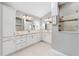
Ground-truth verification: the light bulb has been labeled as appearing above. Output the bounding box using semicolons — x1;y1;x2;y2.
29;17;32;20
22;15;26;18
26;16;29;19
47;22;49;24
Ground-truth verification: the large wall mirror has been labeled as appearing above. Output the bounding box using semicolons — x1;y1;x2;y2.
16;11;41;32
59;2;79;32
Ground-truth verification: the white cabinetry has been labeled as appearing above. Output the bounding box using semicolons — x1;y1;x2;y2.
2;5;16;37
26;33;41;47
0;4;16;56
32;34;38;44
37;33;41;40
3;37;16;56
26;34;33;46
0;4;42;56
15;35;27;50
33;33;41;43
15;33;41;51
42;32;52;44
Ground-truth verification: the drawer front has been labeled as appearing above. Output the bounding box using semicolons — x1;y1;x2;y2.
15;35;27;50
26;35;32;40
15;39;22;44
15;36;26;44
16;42;27;50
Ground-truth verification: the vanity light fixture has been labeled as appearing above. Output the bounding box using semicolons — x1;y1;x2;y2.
22;15;32;21
22;15;26;19
26;16;29;19
26;16;32;21
44;17;52;22
47;22;50;24
44;17;52;24
26;16;32;20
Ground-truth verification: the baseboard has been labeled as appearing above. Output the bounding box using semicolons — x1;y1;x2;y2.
41;40;51;45
50;48;67;56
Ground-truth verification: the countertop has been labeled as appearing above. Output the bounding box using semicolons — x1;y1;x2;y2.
16;30;48;36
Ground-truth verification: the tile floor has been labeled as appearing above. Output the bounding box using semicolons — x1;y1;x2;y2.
11;42;61;56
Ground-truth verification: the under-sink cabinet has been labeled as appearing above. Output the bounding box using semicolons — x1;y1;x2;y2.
26;34;33;46
42;32;52;44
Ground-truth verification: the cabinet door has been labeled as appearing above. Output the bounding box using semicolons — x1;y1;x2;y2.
26;35;33;46
33;34;40;43
42;33;46;41
45;32;52;44
42;32;51;44
3;38;16;56
37;33;41;41
2;5;16;37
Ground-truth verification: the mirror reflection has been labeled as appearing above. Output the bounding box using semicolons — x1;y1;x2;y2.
59;2;79;31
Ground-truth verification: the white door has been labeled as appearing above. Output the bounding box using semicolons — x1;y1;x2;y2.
2;5;16;37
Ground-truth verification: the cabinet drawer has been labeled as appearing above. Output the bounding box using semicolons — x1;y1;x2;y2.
26;35;32;39
15;39;22;44
16;42;27;50
21;37;26;42
15;40;26;45
15;36;26;44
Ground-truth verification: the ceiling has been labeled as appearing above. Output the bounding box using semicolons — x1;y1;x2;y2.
58;2;66;5
3;2;51;18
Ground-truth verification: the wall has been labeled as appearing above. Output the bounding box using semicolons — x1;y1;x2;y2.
41;12;51;19
0;4;2;56
52;31;79;55
52;2;79;56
